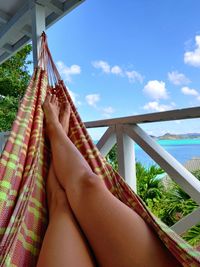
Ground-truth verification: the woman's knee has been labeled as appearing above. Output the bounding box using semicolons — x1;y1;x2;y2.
63;170;106;204
79;171;104;192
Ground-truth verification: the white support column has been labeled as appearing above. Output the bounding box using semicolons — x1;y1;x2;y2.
116;125;136;191
31;2;45;67
124;124;200;204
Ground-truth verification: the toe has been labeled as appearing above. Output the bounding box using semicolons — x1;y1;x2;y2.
51;94;56;103
63;102;70;112
45;92;51;104
67;103;70;112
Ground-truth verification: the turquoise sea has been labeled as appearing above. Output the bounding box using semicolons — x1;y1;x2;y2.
135;139;200;167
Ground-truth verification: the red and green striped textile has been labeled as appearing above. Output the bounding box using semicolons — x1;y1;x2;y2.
0;68;49;266
0;66;200;266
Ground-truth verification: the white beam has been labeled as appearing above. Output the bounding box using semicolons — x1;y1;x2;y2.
21;25;32;37
85;107;200;128
3;43;13;53
1;35;30;61
0;10;10;23
0;2;30;64
0;0;85;65
63;0;85;12
38;0;63;15
31;2;46;67
171;207;200;234
46;3;63;15
0;52;10;63
124;124;200;204
96;126;116;157
46;0;85;28
0;3;30;41
116;125;136;191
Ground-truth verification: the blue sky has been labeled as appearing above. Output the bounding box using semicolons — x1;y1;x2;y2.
40;0;200;139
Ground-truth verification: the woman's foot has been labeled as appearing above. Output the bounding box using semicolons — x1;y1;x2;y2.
59;102;70;135
43;94;71;136
43;93;60;135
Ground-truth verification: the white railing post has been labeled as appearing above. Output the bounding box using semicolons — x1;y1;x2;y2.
0;131;10;153
124;124;200;204
31;1;45;67
171;207;200;234
116;124;136;191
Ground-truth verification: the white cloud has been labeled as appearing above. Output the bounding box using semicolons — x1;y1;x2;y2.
102;106;115;114
85;94;100;107
143;101;174;112
92;60;143;83
125;70;144;83
92;60;110;73
111;65;123;75
56;61;81;82
143;80;168;100
184;35;200;67
181;86;199;96
168;71;190;85
102;106;115;118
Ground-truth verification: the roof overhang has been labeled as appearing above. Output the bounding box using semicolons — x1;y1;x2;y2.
0;0;85;64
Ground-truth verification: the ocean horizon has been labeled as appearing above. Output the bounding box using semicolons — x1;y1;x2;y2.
135;139;200;167
95;138;200;168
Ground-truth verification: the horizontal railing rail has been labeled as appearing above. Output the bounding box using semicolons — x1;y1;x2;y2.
85;107;200;235
85;106;200;128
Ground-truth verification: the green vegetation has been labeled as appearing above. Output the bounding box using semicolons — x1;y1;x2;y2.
0;45;32;131
106;144;200;247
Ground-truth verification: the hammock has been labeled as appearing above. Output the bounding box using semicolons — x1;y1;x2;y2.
0;33;200;267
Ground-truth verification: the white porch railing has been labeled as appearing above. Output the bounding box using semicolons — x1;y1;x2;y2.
1;106;200;234
85;106;200;235
0;131;9;152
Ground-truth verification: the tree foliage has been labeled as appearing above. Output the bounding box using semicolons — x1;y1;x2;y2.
0;96;19;132
136;162;164;206
106;144;118;171
0;45;32;131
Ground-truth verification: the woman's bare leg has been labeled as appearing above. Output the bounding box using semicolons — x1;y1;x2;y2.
37;99;95;267
43;95;181;267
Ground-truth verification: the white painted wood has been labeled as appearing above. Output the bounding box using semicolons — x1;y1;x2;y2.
116;125;136;191
0;0;85;65
0;132;10;153
85;106;200;128
31;2;46;67
0;2;29;42
124;124;200;204
0;10;10;23
21;25;32;37
96;126;116;157
48;0;63;15
171;207;200;234
3;43;13;52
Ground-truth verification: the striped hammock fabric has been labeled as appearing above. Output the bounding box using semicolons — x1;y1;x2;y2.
0;34;200;266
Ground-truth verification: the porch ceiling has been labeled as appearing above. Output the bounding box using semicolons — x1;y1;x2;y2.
0;0;84;64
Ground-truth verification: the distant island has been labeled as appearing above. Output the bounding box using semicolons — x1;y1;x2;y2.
151;133;200;140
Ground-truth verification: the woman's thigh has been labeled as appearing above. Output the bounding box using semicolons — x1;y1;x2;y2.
71;176;181;267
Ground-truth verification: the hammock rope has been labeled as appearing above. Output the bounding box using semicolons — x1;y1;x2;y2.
0;32;200;266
